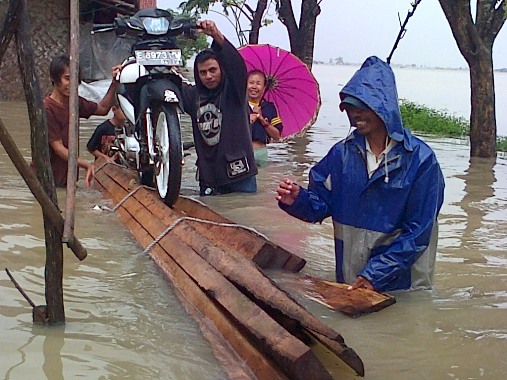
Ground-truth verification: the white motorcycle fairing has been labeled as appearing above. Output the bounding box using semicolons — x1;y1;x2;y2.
119;59;148;84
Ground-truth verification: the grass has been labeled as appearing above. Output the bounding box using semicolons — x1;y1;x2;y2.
399;100;507;152
399;100;469;138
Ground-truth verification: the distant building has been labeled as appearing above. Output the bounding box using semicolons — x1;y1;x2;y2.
139;0;157;8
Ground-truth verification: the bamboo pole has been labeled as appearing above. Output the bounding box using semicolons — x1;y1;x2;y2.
63;0;80;242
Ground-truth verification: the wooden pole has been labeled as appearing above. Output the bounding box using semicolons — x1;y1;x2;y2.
0;0;86;260
0;0;20;52
63;0;80;242
0;118;87;260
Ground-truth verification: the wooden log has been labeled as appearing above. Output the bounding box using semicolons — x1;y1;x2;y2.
173;196;305;272
143;209;363;374
99;162;305;271
0;118;87;261
95;172;333;379
93;161;365;377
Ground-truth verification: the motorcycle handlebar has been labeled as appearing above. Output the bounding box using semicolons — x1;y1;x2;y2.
91;23;115;34
91;20;201;36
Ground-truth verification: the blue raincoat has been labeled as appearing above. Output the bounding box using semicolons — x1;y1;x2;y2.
280;56;445;292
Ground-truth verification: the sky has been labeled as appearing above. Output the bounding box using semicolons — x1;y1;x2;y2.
157;0;507;70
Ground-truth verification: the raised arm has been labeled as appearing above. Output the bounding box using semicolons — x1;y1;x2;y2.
94;65;121;116
197;20;247;99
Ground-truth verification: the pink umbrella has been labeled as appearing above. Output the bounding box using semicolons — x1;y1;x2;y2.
239;44;321;139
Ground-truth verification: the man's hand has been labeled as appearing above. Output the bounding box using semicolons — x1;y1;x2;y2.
112;65;121;82
82;160;94;189
348;276;374;291
276;178;300;206
197;20;225;45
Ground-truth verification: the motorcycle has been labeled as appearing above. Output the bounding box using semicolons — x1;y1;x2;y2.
93;8;197;206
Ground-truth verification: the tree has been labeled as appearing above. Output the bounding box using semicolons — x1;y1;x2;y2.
164;9;210;63
275;0;321;68
438;1;506;158
180;1;322;68
179;0;272;45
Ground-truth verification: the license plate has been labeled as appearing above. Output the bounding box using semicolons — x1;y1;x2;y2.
135;49;183;66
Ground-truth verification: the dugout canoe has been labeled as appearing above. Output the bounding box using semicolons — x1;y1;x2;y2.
93;160;370;378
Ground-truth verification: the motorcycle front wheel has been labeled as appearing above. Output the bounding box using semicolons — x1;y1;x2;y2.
152;104;182;207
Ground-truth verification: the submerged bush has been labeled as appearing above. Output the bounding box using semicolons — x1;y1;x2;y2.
399;100;469;138
399;100;507;152
497;137;507;152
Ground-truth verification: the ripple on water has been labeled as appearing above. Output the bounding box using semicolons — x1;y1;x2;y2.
0;234;44;252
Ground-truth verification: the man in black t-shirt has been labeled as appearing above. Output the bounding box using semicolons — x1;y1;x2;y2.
181;20;258;196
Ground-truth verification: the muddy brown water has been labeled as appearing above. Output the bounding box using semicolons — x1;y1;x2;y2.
1;66;506;379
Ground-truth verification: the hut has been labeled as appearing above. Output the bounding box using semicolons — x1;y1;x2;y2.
0;0;154;100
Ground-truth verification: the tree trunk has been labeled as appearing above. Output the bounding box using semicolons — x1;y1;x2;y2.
297;0;320;69
438;0;506;158
249;0;267;44
277;0;320;68
15;0;65;324
469;53;496;157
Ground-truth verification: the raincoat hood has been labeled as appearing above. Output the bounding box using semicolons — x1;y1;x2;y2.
340;56;404;143
279;55;445;292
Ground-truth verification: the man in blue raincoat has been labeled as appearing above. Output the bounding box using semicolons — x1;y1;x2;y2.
276;56;445;292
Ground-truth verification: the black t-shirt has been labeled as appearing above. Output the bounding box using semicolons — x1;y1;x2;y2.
181;39;258;188
87;119;116;155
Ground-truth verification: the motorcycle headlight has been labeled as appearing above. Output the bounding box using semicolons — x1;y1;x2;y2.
142;17;169;35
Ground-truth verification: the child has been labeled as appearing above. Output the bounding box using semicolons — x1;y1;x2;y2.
87;104;125;162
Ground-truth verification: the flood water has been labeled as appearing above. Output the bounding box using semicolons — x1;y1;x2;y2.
1;65;507;379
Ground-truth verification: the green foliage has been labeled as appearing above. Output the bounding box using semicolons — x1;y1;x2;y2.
179;0;228;15
399;100;507;152
166;9;210;64
177;34;209;64
399;100;469;138
176;33;209;65
497;136;507;152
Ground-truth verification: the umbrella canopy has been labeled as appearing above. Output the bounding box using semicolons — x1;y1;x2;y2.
239;44;321;139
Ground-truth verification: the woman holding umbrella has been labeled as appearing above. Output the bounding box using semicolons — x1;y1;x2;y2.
247;70;283;167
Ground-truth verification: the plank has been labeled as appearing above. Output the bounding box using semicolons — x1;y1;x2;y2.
98;163;306;272
173;197;305;271
93;161;367;377
137;194;364;374
303;276;396;318
94;164;337;379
